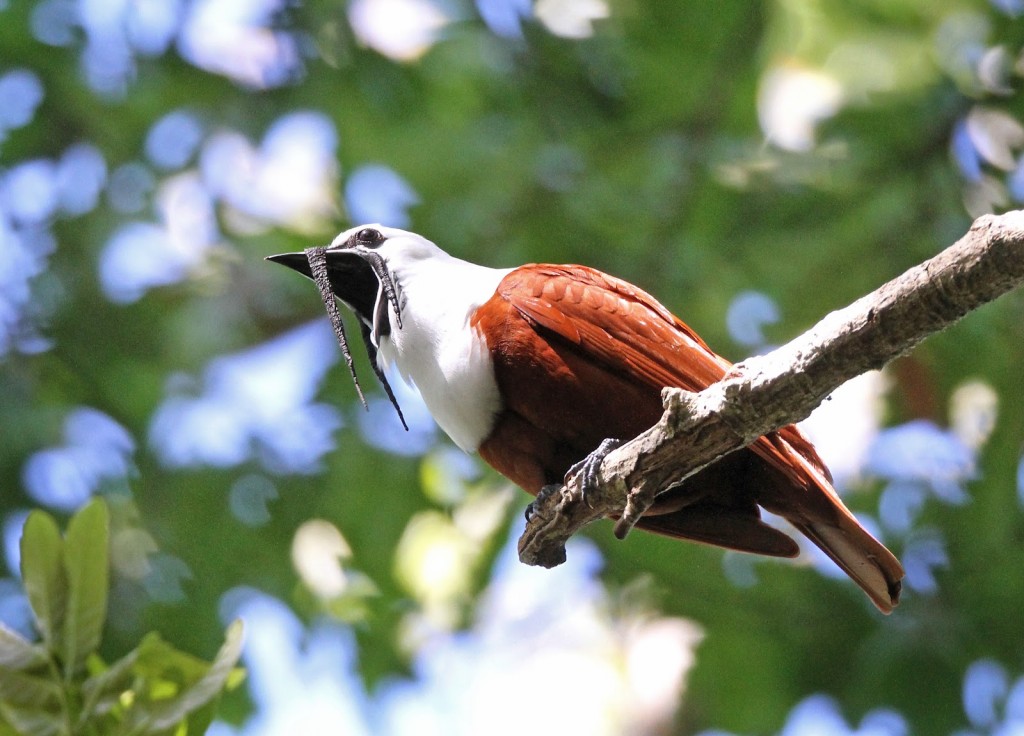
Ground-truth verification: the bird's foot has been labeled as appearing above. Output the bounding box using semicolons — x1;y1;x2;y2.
567;437;623;508
525;483;562;523
524;438;622;523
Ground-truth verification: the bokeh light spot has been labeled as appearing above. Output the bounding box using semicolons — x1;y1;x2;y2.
146;109;204;170
230;474;279;527
344;164;420;229
0;69;44;132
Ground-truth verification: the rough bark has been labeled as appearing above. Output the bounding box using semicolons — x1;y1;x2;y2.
518;210;1024;568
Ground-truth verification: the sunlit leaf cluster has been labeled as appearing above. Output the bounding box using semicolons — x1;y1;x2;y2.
0;500;242;736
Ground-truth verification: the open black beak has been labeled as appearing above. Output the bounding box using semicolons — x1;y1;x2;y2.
266;247;409;431
266;252;314;279
267;247;401;333
267;249;381;323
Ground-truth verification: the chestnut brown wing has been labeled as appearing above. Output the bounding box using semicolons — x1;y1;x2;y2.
482;264;902;612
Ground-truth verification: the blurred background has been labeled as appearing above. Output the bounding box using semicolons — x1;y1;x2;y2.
2;0;1024;733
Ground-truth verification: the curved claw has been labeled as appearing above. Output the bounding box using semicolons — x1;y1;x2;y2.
566;438;623;507
525;483;562;523
526;439;622;523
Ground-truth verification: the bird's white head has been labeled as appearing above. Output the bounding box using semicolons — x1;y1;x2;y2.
268;223;510;451
269;224;450;343
327;223;446;266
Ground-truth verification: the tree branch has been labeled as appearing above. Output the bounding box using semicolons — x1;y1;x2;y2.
518;210;1024;568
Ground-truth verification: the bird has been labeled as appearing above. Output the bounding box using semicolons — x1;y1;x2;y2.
268;224;904;613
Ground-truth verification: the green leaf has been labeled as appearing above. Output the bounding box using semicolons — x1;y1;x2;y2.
134;633;209;687
18;512;66;653
80;646;140;719
130;620;244;733
0;625;47;672
0;715;22;736
0;667;61;709
0;703;63;736
61;498;110;679
183;699;217;736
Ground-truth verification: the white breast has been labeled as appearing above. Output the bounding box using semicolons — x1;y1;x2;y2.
376;256;513;452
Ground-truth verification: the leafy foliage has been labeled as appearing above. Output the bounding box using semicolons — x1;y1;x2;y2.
0;500;243;735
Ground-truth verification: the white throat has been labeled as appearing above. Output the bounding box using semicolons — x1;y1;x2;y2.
376;251;512;452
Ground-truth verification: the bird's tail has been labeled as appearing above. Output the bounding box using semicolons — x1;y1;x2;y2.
789;514;903;614
756;428;904;614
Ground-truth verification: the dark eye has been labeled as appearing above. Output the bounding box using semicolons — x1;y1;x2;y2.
356;228;382;246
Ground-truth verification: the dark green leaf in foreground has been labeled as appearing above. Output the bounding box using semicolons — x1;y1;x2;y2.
0;667;60;710
79;646;140;722
0;703;62;736
0;626;47;672
61;498;110;679
127;620;245;734
18;513;66;654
